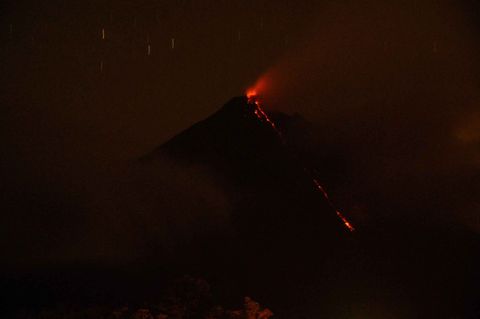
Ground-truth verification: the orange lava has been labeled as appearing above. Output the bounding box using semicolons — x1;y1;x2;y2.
245;86;356;232
246;89;281;136
313;179;355;232
336;210;355;232
246;88;258;103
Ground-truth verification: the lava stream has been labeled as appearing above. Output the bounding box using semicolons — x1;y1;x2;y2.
246;92;355;232
247;91;282;137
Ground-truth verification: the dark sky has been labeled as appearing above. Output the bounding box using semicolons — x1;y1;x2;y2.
1;0;480;270
1;0;322;266
1;0;317;174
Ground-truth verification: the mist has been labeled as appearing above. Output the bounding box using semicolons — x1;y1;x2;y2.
0;155;231;269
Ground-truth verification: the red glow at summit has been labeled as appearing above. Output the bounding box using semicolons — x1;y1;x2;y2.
245;78;355;233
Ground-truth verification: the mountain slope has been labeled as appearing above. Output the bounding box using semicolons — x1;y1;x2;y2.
142;96;347;250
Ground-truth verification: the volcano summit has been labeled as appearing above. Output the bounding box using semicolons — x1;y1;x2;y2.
143;96;351;246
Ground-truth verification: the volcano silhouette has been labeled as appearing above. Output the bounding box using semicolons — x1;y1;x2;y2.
3;97;478;319
136;96;359;313
140;98;479;318
144;96;347;247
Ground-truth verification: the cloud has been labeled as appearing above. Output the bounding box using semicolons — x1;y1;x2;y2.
110;155;233;259
0;153;232;268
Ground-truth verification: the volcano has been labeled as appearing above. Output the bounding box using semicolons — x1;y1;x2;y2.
134;96;359;314
142;96;350;249
135;96;480;318
3;96;479;319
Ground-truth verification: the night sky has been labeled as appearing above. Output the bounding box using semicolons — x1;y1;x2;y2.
2;0;480;317
2;0;307;262
2;0;315;171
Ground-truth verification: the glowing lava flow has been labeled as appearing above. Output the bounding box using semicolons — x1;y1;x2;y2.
247;90;282;137
312;178;355;231
246;91;355;232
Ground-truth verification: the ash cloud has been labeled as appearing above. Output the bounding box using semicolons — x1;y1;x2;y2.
255;0;480;231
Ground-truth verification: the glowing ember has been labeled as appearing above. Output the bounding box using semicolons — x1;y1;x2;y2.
336;210;355;232
247;91;282;136
313;179;355;231
313;179;329;200
245;90;355;232
252;102;280;135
